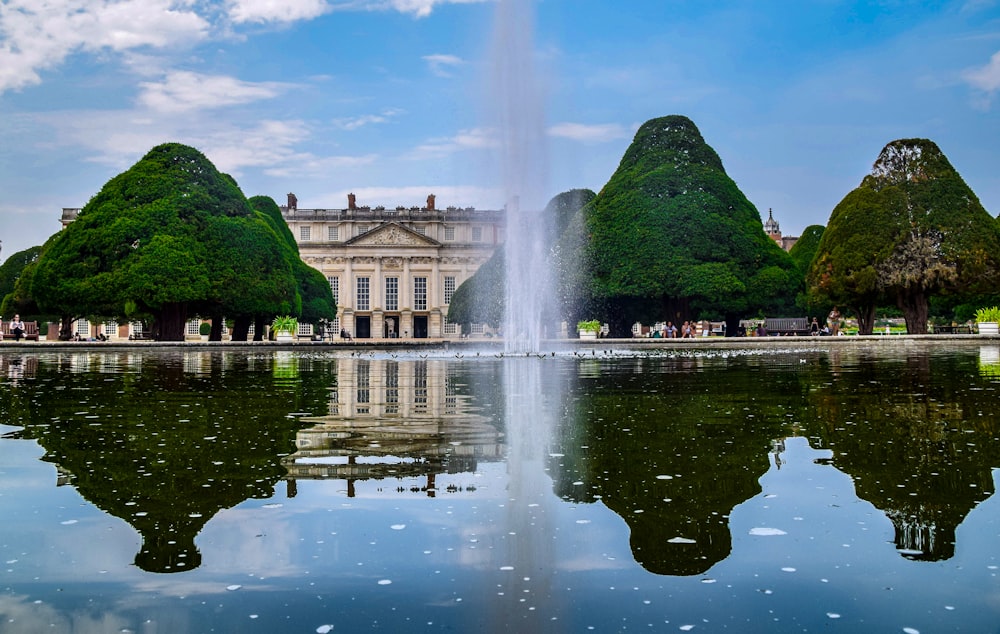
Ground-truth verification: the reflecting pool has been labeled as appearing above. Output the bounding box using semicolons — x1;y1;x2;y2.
2;343;1000;632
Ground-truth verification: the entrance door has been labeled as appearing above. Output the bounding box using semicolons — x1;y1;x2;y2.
355;316;371;339
384;316;399;339
413;316;428;339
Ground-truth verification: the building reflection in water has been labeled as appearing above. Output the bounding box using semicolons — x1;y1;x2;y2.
282;358;505;497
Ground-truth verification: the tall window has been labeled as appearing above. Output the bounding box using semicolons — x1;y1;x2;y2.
385;277;398;311
356;277;370;311
356;224;369;237
187;319;201;335
328;226;339;241
328;276;339;306
444;226;455;241
413;276;427;311
472;226;483;242
103;320;118;336
443;276;456;304
299;226;311;241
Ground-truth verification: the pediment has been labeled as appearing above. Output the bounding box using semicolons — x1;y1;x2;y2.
346;222;440;247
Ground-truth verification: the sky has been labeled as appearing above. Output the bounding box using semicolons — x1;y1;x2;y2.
2;0;1000;260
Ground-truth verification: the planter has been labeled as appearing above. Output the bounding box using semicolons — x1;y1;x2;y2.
978;322;999;336
275;330;294;342
579;330;598;340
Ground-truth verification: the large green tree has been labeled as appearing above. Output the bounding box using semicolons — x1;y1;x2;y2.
29;143;302;340
787;225;826;316
808;139;1000;334
566;115;799;336
0;245;46;320
244;195;337;341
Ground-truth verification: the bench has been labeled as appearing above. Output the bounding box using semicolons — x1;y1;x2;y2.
932;325;972;334
764;318;812;336
2;321;40;341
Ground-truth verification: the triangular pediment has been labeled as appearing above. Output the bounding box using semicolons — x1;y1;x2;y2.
346;222;440;247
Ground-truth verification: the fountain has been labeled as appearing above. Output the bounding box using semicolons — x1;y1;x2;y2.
489;0;553;354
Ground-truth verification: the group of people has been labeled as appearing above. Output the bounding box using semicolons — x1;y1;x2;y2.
652;320;697;338
810;307;842;336
3;314;26;341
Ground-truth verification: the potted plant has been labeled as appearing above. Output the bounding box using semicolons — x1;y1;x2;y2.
577;319;601;340
272;315;298;342
975;307;1000;336
199;321;211;341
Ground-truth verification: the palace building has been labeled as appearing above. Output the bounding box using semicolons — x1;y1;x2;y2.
281;193;504;339
763;208;798;252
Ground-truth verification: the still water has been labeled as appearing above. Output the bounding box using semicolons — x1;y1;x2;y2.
1;343;999;633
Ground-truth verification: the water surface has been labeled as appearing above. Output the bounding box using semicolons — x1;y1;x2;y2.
1;345;999;632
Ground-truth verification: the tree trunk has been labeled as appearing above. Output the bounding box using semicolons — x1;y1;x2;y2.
59;316;75;341
252;315;267;342
853;303;877;335
898;290;929;334
231;316;251;342
209;312;224;341
153;302;188;341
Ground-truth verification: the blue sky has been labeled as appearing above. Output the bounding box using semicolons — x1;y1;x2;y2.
2;0;999;259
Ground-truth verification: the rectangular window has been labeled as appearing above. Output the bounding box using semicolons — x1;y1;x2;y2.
443;322;459;335
356;224;369;237
472;226;483;242
443;276;456;304
356;360;370;413
299;226;311;241
297;322;313;337
328;226;339;241
444;226;455;241
385;277;398;311
130;321;145;338
103;320;118;336
328;276;339;306
356;277;370;311
74;319;90;338
413;276;427;311
187;319;201;335
471;323;485;335
413;225;426;236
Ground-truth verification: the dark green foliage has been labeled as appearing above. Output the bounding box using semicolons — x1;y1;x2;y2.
788;225;826;314
568;115;800;334
447;189;595;328
28;143;304;340
0;245;49;320
808;139;1000;334
249;195;336;328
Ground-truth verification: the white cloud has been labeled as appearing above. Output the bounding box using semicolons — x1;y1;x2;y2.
329;0;486;18
0;0;209;93
963;50;1000;97
227;0;330;24
137;71;291;113
410;127;498;158
423;53;465;77
548;122;633;144
332;108;405;130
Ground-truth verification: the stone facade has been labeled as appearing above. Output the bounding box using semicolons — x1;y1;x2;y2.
763;208;798;252
282;193;504;339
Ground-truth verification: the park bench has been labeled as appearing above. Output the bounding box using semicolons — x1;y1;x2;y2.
2;321;40;341
931;325;973;334
764;317;812;336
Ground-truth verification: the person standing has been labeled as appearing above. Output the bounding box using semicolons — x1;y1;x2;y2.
10;314;25;341
828;306;842;336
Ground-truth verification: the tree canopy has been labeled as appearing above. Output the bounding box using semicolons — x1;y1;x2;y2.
566;115;799;335
0;245;45;319
28;143;310;340
807;139;1000;334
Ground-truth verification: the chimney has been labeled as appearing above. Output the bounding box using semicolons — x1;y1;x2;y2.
426;194;436;211
348;193;357;211
287;193;297;211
